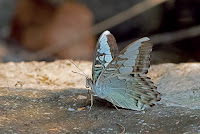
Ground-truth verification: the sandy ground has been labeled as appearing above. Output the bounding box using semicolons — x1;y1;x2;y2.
0;60;199;133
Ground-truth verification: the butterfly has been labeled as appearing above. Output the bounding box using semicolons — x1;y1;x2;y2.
86;30;161;111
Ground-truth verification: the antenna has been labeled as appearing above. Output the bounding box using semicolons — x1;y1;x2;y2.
72;71;87;77
68;59;88;78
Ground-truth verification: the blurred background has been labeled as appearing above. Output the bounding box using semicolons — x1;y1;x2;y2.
0;0;200;64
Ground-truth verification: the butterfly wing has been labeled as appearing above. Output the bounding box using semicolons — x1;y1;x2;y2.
98;37;152;80
96;37;161;110
92;31;119;83
101;74;160;110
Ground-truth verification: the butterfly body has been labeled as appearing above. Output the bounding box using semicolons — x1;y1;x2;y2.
86;30;161;111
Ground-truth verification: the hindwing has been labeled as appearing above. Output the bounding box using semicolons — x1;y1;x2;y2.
101;74;161;110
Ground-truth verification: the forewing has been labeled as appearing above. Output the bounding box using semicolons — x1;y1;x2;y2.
98;37;152;81
101;74;161;110
92;31;119;83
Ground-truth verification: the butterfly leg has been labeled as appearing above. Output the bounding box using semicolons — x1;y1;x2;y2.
110;97;121;112
87;94;93;113
85;89;90;105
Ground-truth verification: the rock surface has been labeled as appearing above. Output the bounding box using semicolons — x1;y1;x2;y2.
0;60;199;133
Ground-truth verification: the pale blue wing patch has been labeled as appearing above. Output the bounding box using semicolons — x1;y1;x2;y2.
92;30;119;83
119;67;133;74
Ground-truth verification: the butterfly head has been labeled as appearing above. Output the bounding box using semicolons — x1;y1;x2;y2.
86;77;93;88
